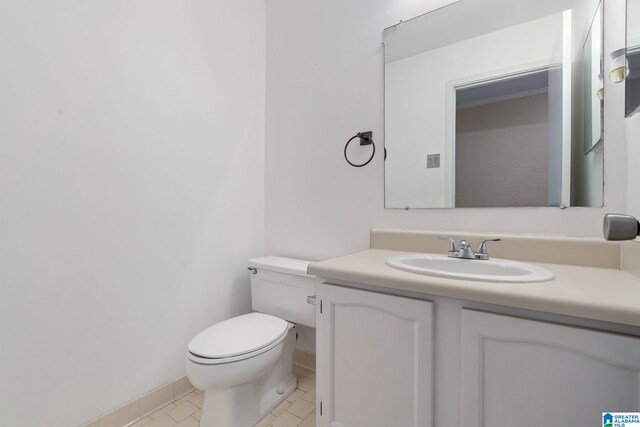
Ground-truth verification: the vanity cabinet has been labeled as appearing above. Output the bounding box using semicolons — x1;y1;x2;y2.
316;284;433;427
316;283;640;427
461;310;640;426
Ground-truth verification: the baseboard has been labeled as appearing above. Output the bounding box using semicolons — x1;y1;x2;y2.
293;349;316;371
82;352;315;426
80;376;196;427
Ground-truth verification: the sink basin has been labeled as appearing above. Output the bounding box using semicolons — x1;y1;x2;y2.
386;254;554;283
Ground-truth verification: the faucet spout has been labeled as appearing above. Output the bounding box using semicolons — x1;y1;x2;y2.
457;240;476;259
438;236;501;260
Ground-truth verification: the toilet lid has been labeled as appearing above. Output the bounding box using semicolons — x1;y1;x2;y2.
188;313;288;359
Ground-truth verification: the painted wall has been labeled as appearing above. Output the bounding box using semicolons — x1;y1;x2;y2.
628;0;640;46
265;0;628;262
626;1;640;218
385;14;562;208
0;1;265;426
627;114;640;217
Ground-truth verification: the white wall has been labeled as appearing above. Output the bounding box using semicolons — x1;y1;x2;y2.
627;114;640;216
385;14;562;208
0;1;265;426
628;0;640;46
265;0;628;262
626;1;640;217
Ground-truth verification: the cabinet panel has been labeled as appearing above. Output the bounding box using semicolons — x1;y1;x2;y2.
317;284;433;427
462;310;640;427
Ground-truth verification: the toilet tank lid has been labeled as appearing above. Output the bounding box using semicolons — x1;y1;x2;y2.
249;256;315;278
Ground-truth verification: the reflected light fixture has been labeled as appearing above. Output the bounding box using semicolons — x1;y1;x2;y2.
609;48;629;83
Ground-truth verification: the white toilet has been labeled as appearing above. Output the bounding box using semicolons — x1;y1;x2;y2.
186;256;315;427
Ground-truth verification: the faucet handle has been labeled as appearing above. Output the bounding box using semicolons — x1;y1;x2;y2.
476;238;502;259
438;236;458;253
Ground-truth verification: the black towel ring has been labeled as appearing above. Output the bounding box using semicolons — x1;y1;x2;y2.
344;131;375;168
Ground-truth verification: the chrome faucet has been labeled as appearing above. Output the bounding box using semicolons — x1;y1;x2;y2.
438;236;501;260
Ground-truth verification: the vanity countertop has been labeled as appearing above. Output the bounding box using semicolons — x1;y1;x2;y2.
308;248;640;327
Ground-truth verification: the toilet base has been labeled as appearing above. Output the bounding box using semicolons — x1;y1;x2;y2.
199;328;297;427
200;375;296;427
260;373;297;415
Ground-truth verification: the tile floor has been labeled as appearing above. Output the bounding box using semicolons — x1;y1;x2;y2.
126;365;316;427
254;365;316;427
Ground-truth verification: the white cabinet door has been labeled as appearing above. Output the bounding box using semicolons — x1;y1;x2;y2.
462;309;640;427
317;284;433;427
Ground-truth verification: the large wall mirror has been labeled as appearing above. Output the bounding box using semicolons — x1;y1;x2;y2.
384;0;604;209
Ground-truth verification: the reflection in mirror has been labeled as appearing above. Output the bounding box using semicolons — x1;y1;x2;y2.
454;69;559;208
384;0;604;209
627;0;640;116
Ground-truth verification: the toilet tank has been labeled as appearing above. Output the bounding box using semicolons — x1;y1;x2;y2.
248;256;316;328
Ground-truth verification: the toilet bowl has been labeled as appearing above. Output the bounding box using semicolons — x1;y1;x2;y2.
186;256;315;427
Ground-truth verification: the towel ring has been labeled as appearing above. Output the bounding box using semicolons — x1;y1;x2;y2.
344;131;375;168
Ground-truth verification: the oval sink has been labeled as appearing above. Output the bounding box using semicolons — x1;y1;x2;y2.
386;254;554;283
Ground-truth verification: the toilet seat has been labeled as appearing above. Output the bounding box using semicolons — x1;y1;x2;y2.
188;332;288;365
188;313;289;365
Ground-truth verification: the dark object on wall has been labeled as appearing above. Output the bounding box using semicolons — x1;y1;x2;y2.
603;213;640;240
344;131;375;167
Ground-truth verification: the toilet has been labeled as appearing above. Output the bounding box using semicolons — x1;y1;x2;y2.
186;256;315;427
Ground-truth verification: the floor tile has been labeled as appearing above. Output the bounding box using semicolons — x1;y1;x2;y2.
299;412;316;427
174;391;197;406
175;416;199;427
297;378;314;392
150;404;176;419
188;392;204;409
301;389;315;404
140;384;174;418
287;399;314;419
270;411;303;427
97;363;318;427
145;414;177;427
271;400;291;416
128;417;153;427
286;389;305;403
167;401;199;422
254;413;275;427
